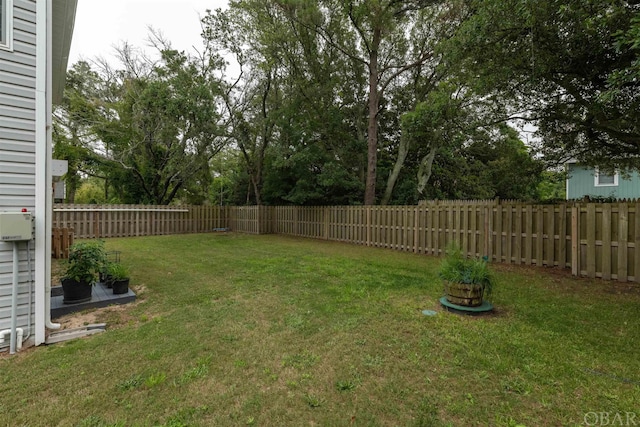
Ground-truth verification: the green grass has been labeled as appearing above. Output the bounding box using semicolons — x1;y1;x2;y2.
1;233;639;426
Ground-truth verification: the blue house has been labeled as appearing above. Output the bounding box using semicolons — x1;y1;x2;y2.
566;161;640;200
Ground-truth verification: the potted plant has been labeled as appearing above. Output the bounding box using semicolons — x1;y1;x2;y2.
107;262;130;295
100;261;116;288
61;240;107;304
439;244;493;307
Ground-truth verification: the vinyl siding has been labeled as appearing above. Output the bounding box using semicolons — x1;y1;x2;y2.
567;164;640;200
0;0;36;347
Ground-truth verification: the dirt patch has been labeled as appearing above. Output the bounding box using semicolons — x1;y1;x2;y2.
52;284;147;331
53;301;142;331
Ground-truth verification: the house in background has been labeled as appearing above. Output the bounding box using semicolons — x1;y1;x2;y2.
0;0;77;352
566;160;640;200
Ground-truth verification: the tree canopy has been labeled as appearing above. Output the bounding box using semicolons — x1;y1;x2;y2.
52;0;640;206
449;0;640;170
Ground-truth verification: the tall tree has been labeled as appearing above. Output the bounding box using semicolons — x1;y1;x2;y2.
203;2;367;205
210;0;458;205
53;61;103;202
306;0;454;204
94;44;227;205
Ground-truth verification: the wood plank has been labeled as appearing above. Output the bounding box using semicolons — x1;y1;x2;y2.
636;203;640;283
525;205;533;265
460;205;467;256
469;205;476;258
495;204;503;263
586;204;596;278
602;204;612;280
546;206;555;267
571;206;579;276
514;205;522;264
505;204;513;264
536;205;544;266
618;203;629;282
559;204;567;268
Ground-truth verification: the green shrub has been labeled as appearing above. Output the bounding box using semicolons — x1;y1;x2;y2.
65;240;107;284
439;243;493;298
107;262;130;280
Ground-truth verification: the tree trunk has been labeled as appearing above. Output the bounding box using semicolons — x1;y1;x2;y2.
381;135;410;205
416;144;438;197
364;29;381;206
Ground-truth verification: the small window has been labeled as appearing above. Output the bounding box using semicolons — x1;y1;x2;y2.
0;0;13;50
594;169;618;187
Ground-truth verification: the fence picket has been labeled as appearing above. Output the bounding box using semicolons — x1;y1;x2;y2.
618;204;629;282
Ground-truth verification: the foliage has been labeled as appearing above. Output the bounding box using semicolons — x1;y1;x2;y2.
58;0;637;205
106;262;129;281
448;0;640;171
53;61;104;203
64;240;107;284
74;178;106;205
536;169;567;202
204;0;463;205
439;243;493;298
94;45;227;205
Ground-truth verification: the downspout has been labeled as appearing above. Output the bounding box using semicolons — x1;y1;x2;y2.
9;242;20;354
25;239;34;343
35;0;59;344
44;0;59;331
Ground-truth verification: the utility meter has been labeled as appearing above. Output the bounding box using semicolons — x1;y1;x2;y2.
0;212;33;241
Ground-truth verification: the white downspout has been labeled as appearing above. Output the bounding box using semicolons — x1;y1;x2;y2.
24;239;34;343
9;242;20;354
35;0;59;345
44;0;59;331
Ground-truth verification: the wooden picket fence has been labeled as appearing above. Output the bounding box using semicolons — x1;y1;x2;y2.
52;201;639;283
52;227;74;259
53;204;228;239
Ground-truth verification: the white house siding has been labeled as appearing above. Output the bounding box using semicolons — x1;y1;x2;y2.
0;0;37;349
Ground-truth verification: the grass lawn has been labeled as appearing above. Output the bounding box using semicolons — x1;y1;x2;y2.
1;233;639;426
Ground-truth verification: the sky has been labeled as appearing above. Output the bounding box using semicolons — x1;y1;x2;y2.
68;0;229;68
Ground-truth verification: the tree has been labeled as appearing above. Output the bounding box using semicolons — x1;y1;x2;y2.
306;0;455;204
94;43;227;205
53;61;103;202
449;0;640;170
211;0;460;204
203;2;368;205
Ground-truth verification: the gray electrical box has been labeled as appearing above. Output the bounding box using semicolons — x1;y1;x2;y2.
0;212;33;241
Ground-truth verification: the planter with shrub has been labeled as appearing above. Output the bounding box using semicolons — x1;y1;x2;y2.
61;240;107;304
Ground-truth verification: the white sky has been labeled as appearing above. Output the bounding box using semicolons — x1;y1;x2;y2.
68;0;229;68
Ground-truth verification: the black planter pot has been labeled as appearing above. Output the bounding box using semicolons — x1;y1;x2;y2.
99;272;113;288
104;275;114;288
61;278;93;304
112;278;130;295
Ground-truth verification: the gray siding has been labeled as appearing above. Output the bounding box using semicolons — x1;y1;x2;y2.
0;0;37;346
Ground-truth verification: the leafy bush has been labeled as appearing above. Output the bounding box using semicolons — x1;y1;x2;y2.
65;240;107;284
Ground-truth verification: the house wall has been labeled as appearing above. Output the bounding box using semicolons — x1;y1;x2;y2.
0;0;37;349
567;164;640;200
